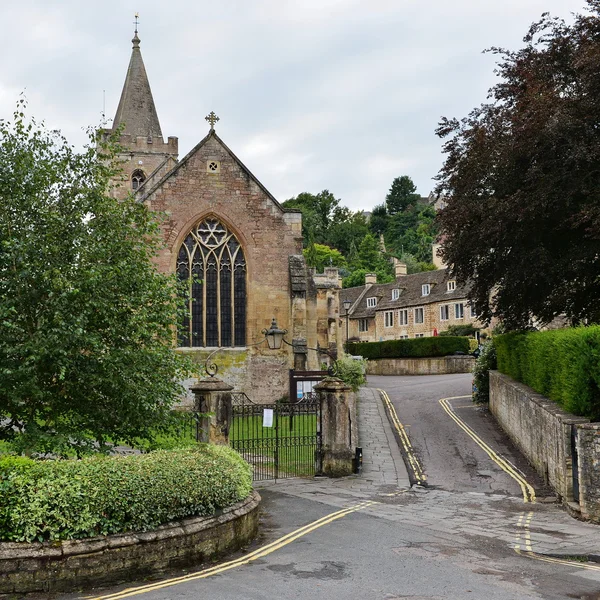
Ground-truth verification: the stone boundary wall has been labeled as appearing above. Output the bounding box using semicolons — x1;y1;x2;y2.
0;491;261;595
574;423;600;522
366;355;474;376
489;372;600;522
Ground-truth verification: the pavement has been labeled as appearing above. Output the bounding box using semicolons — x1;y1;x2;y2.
258;386;600;561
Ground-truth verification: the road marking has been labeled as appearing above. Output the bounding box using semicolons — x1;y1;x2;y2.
378;389;427;486
88;500;378;600
438;396;536;503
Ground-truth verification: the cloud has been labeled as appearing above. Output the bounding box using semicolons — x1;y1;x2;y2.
0;0;584;210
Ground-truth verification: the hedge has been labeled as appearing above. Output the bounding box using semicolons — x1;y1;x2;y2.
495;326;600;420
347;336;470;360
0;445;252;542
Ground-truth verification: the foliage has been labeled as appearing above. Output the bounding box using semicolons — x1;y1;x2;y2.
387;205;437;264
0;446;252;542
0;103;189;455
334;354;367;391
436;3;600;328
494;327;600;419
303;242;346;272
347;336;469;360
282;190;345;247
395;252;437;275
439;324;480;337
472;339;497;404
369;203;388;235
342;267;394;288
386;175;420;215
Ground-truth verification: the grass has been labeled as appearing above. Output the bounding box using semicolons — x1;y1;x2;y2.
230;413;318;478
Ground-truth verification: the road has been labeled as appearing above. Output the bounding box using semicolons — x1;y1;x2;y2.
57;374;600;600
367;373;551;497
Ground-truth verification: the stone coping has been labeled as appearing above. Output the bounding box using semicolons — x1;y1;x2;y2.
0;490;261;595
366;355;475;376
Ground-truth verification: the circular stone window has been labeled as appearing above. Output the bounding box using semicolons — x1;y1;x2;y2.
207;160;220;173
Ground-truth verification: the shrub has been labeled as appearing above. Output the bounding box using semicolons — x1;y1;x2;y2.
438;324;480;337
0;446;252;542
347;336;470;360
495;326;600;419
472;339;497;404
334;354;367;391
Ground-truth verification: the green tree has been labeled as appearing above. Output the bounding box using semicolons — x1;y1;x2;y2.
303;243;347;272
436;3;600;328
282;190;341;246
368;203;389;235
0;104;189;455
386;175;420;215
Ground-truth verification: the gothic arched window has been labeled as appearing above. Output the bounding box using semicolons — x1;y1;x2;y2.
131;169;146;191
176;218;247;347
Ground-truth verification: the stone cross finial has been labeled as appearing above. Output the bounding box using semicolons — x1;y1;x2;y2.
134;12;139;34
205;111;220;130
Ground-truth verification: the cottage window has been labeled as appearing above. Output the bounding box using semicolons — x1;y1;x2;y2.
392;288;400;301
367;297;377;308
447;280;456;292
384;311;394;328
422;284;430;296
440;305;449;321
415;333;425;338
470;305;477;318
455;303;464;319
398;309;408;325
359;319;369;332
176;217;246;347
414;307;424;324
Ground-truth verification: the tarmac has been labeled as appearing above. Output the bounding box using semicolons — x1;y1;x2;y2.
258;386;600;562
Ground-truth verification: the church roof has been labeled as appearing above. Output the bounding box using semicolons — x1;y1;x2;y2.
138;128;298;216
112;32;164;140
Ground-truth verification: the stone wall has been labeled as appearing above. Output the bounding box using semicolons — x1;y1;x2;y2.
575;424;600;522
0;491;260;595
366;355;474;376
489;372;600;522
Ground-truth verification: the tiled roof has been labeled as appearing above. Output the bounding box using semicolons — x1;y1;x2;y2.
341;269;471;319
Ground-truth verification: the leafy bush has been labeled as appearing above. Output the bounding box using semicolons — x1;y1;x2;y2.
495;327;600;419
439;324;480;337
0;446;252;542
347;336;470;360
334;354;367;391
472;339;497;403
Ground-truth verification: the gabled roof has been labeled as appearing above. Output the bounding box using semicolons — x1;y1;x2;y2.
112;32;163;140
138;129;298;216
341;269;471;318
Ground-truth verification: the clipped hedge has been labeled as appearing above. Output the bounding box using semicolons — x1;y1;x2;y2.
495;326;600;419
0;445;252;542
347;336;470;360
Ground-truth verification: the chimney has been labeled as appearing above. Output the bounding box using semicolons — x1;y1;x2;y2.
365;273;377;285
395;262;408;277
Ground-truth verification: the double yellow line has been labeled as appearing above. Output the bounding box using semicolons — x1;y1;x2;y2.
89;500;377;600
378;389;426;485
437;395;600;572
438;396;536;503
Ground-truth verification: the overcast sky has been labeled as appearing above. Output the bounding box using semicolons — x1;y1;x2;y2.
0;0;585;212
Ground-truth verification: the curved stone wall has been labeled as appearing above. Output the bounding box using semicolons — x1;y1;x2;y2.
0;490;260;595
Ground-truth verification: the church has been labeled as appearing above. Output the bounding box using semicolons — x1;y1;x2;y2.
106;28;343;403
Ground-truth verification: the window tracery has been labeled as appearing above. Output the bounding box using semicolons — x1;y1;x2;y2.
176;218;246;347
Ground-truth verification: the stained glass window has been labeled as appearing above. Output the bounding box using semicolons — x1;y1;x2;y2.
176;218;246;347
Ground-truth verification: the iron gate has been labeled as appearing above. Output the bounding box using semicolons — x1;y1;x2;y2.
229;392;322;481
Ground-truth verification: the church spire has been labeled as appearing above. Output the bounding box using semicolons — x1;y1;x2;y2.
112;20;163;140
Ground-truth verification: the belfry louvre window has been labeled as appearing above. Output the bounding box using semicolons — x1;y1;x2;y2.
131;169;146;191
176;218;246;347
